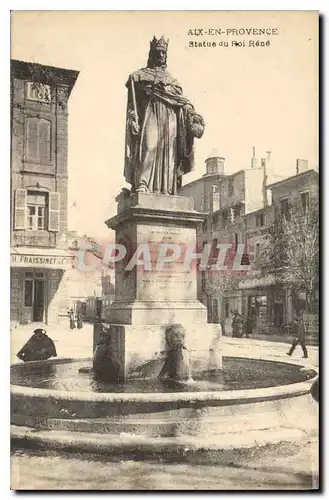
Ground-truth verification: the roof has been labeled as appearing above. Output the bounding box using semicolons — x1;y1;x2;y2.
11;59;79;96
267;169;318;190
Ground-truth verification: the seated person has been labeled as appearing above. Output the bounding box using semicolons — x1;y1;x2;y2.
17;328;57;362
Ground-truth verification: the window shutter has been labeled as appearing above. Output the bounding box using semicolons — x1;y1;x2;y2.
26;118;38;160
48;192;60;232
14;189;27;230
39;119;51;163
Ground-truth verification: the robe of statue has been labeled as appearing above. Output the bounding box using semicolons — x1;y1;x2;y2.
124;67;195;194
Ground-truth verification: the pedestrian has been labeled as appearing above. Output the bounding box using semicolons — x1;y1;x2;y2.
232;311;244;338
17;328;57;362
77;312;83;329
68;308;76;330
220;319;226;337
287;315;308;358
231;310;237;337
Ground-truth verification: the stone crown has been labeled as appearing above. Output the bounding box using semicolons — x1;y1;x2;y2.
150;35;169;52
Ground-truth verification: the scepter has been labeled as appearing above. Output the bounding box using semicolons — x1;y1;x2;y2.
130;77;139;127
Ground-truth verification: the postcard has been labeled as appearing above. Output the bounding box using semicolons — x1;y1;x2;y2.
10;10;319;491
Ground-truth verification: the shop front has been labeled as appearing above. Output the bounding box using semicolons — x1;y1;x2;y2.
238;274;290;335
10;247;73;325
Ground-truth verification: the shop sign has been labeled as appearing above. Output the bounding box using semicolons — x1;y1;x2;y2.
239;275;275;290
11;253;72;268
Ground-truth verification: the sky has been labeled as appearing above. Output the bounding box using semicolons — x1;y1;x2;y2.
11;11;318;239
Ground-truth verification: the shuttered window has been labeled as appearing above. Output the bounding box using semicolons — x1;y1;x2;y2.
14;189;60;232
25;117;52;163
39;119;51;163
26;119;38;160
48;192;60;232
14;189;27;230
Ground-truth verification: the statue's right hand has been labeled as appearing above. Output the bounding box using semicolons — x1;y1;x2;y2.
128;110;140;135
130;119;140;135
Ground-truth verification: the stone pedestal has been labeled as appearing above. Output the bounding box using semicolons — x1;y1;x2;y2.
94;193;222;379
106;193;208;325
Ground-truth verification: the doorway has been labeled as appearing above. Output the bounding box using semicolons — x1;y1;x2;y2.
207;298;219;324
273;302;284;327
24;270;46;323
33;278;44;322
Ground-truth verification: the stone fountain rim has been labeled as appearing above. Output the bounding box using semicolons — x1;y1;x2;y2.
10;356;317;405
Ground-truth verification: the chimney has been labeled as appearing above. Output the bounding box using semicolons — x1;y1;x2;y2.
205;151;225;175
261;157;268;208
296;159;308;175
251;146;258;169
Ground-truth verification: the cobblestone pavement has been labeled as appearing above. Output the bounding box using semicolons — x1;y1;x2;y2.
10;323;319;491
11;439;318;491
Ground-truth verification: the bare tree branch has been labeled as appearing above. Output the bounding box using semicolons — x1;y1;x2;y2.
262;200;319;312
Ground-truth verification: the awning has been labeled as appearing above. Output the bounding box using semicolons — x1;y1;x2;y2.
11;247;73;270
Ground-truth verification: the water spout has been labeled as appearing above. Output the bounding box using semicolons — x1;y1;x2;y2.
158;324;192;382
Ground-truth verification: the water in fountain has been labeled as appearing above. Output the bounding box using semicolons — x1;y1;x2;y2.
11;356;316;393
12;322;316;394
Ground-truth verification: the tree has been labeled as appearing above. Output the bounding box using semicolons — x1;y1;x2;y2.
262;200;319;313
202;243;246;322
205;267;240;299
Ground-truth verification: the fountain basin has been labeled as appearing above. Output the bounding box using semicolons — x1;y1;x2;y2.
11;356;318;458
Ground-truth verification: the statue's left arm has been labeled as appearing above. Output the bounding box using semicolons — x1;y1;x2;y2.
152;74;194;109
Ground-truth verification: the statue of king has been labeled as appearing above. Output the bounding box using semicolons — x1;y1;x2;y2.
124;36;205;195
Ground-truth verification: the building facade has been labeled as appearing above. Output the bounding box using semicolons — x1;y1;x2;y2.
180;148;267;333
241;166;319;336
10;60;79;325
180;151;319;337
67;235;115;321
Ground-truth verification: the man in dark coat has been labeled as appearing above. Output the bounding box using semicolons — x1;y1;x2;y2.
287;316;308;358
77;312;83;329
232;311;244;338
17;328;57;362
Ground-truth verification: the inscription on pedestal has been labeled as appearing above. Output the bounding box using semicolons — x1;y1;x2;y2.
137;224;197;302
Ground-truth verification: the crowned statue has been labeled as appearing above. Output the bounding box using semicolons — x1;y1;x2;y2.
124;36;205;195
